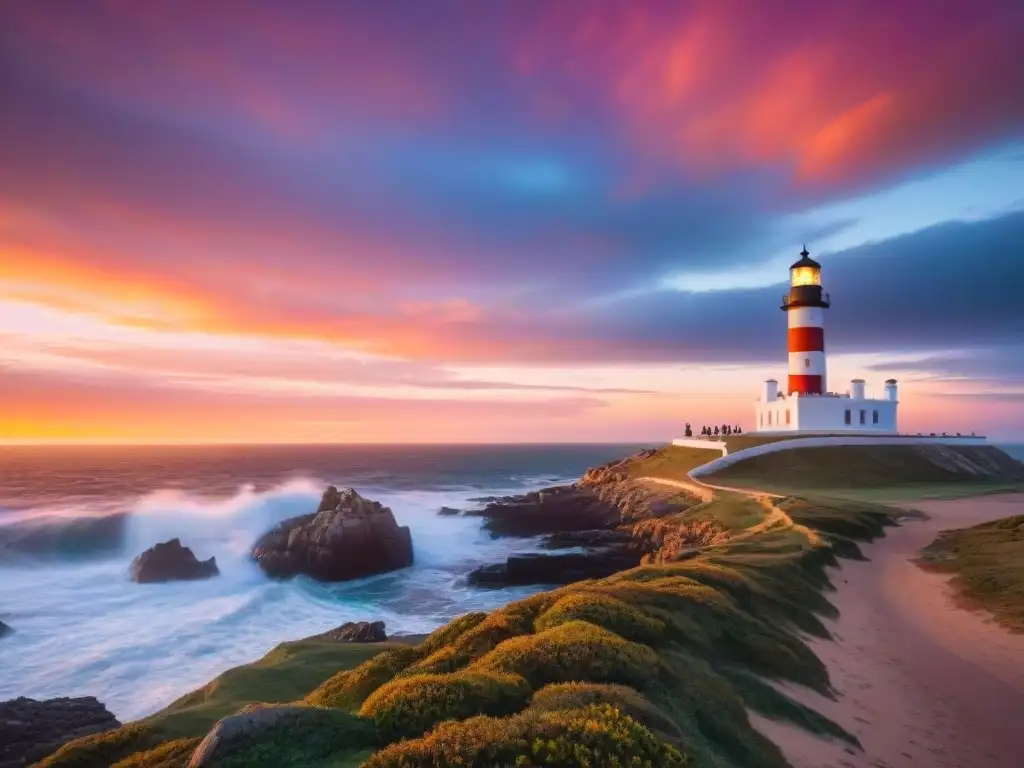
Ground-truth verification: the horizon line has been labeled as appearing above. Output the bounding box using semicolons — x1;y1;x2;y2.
0;439;664;448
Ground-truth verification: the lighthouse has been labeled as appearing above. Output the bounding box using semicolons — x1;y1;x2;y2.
753;247;899;434
783;246;829;396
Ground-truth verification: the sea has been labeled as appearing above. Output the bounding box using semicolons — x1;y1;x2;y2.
0;443;650;721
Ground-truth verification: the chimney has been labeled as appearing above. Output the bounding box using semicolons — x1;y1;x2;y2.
763;379;778;402
850;379;865;400
884;379;898;402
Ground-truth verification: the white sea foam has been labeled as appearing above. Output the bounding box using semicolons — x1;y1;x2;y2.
0;477;547;720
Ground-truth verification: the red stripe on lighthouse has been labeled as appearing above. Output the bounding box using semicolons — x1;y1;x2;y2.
788;375;823;395
788;327;824;352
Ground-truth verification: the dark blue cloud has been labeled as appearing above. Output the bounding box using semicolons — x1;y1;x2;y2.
524;211;1024;364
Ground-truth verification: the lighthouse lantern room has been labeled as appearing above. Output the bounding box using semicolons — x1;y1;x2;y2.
754;247;899;435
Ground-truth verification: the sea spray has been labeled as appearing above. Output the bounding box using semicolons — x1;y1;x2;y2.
0;477;548;720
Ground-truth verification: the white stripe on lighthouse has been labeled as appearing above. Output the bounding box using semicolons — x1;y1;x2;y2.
787;306;825;328
789;351;827;376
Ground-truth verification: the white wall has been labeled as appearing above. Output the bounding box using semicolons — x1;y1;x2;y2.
670;438;728;456
754;399;796;431
795;396;897;433
690;434;989;477
754;396;897;434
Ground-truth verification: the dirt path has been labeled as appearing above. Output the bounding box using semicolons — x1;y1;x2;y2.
637;474;784;500
751;493;1024;768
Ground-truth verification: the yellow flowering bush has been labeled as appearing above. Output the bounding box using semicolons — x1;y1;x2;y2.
361;703;691;767
472;620;661;690
534;591;666;644
360;669;532;741
528;682;681;737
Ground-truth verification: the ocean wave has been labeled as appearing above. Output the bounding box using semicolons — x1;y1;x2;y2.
0;471;565;719
0;478;324;564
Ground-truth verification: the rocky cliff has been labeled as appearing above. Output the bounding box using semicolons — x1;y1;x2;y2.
467;449;704;587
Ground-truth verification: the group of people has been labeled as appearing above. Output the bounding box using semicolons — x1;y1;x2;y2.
682;423;743;437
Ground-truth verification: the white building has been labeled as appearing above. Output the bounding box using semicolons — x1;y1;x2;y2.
753;248;899;435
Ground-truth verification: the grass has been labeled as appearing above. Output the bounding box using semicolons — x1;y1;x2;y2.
708;444;1024;502
37;453;921;768
918;514;1024;632
32;639;407;768
146;638;409;739
616;445;724;482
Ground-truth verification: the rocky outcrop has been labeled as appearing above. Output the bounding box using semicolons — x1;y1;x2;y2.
438;506;461;516
468;549;644;588
0;696;120;768
539;529;636;549
252;487;413;582
465;486;622;538
306;620;387;643
0;621;11;639
463;449;704;588
130;538;219;583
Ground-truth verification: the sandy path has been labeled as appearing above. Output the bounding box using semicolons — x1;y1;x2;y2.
752;493;1024;768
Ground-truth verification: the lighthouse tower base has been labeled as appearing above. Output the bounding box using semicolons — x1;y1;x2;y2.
754;379;899;434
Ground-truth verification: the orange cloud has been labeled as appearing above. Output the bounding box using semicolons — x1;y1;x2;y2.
513;2;1024;189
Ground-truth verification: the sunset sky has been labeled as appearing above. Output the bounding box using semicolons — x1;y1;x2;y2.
2;0;1023;444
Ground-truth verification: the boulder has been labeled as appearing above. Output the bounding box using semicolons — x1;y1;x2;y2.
130;538;219;583
307;620;387;643
187;705;310;767
187;704;375;767
0;696;120;768
252;487;413;582
437;506;462;516
0;621;11;639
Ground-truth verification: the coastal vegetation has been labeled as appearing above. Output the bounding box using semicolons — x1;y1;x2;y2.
918;514;1024;632
32;443;1023;767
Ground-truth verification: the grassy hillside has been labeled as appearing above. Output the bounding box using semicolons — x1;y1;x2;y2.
32;639;413;768
918;515;1024;632
707;444;1024;500
613;445;723;482
34;490;902;768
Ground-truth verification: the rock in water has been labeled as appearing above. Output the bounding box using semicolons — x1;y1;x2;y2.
307;620;387;643
0;621;11;639
130;538;219;583
252;486;413;582
0;696;120;767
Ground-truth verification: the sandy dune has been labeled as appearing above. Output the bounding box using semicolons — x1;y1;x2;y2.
752;493;1024;768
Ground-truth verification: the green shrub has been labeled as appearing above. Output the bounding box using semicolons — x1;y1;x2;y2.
472;620;661;690
206;707;376;768
359;670;532;741
419;612;488;654
534;590;666;644
528;682;681;737
110;738;200;768
361;703;690;767
34;724;161;768
305;645;423;709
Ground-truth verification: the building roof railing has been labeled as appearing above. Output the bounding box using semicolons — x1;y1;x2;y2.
782;292;830;308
